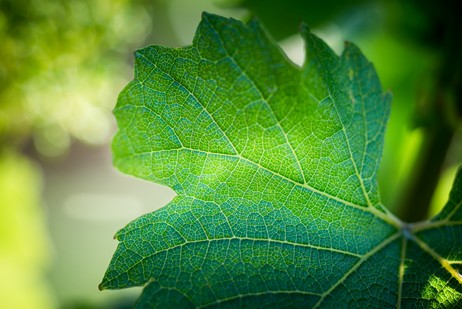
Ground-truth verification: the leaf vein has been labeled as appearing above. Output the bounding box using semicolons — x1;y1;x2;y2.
205;14;307;185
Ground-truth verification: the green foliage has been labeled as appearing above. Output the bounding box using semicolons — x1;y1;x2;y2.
101;13;462;307
0;152;54;308
232;0;370;40
0;0;151;155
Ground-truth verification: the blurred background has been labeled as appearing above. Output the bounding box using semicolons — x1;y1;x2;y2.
0;0;460;308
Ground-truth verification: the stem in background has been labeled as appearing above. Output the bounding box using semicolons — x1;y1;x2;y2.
397;121;453;222
396;67;459;222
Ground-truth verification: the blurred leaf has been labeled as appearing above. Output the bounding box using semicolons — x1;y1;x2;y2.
0;151;54;308
229;0;372;39
101;14;461;307
0;0;152;154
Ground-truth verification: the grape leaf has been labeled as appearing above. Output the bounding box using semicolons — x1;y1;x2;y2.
100;13;462;308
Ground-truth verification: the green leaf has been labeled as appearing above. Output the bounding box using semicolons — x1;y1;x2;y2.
100;13;462;307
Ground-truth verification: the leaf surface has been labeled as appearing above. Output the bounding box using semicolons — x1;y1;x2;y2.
100;13;462;308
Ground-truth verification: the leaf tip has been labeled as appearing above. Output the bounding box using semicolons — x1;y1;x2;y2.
301;24;338;66
299;22;311;37
342;40;361;56
114;229;124;240
98;281;107;291
200;11;234;25
200;10;214;21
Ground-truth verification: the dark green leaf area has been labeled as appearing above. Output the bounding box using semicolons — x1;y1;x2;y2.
101;196;394;306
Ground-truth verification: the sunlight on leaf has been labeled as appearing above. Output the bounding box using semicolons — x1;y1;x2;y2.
422;275;462;307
